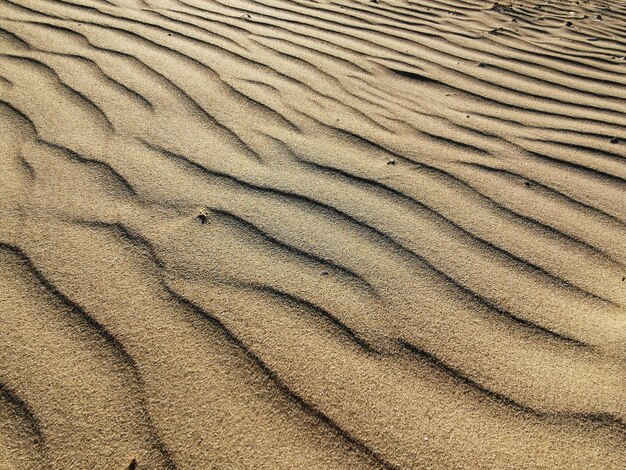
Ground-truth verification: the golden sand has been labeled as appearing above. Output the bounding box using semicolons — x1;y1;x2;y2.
0;0;625;468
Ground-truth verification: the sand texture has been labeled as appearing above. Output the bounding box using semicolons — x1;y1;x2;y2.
0;0;625;468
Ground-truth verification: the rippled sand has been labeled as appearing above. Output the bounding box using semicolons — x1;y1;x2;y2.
1;0;625;468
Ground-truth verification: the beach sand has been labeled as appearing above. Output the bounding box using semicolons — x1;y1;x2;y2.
0;0;625;468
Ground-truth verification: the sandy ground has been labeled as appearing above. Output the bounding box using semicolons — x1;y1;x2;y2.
0;0;625;468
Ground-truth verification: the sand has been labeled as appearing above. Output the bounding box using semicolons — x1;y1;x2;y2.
0;0;625;468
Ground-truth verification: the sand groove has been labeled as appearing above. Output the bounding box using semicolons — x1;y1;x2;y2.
1;0;625;468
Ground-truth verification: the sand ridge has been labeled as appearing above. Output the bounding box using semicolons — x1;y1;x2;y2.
0;0;625;468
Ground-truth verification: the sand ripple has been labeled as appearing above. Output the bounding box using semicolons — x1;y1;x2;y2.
0;0;625;468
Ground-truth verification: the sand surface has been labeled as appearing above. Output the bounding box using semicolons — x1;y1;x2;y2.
0;0;625;468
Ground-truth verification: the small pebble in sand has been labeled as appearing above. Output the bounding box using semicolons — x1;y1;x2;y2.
387;159;396;165
197;213;208;224
609;138;620;144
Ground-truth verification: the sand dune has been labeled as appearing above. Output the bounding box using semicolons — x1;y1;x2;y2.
0;0;625;468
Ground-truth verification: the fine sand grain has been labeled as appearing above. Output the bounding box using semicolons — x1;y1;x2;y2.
0;0;625;468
